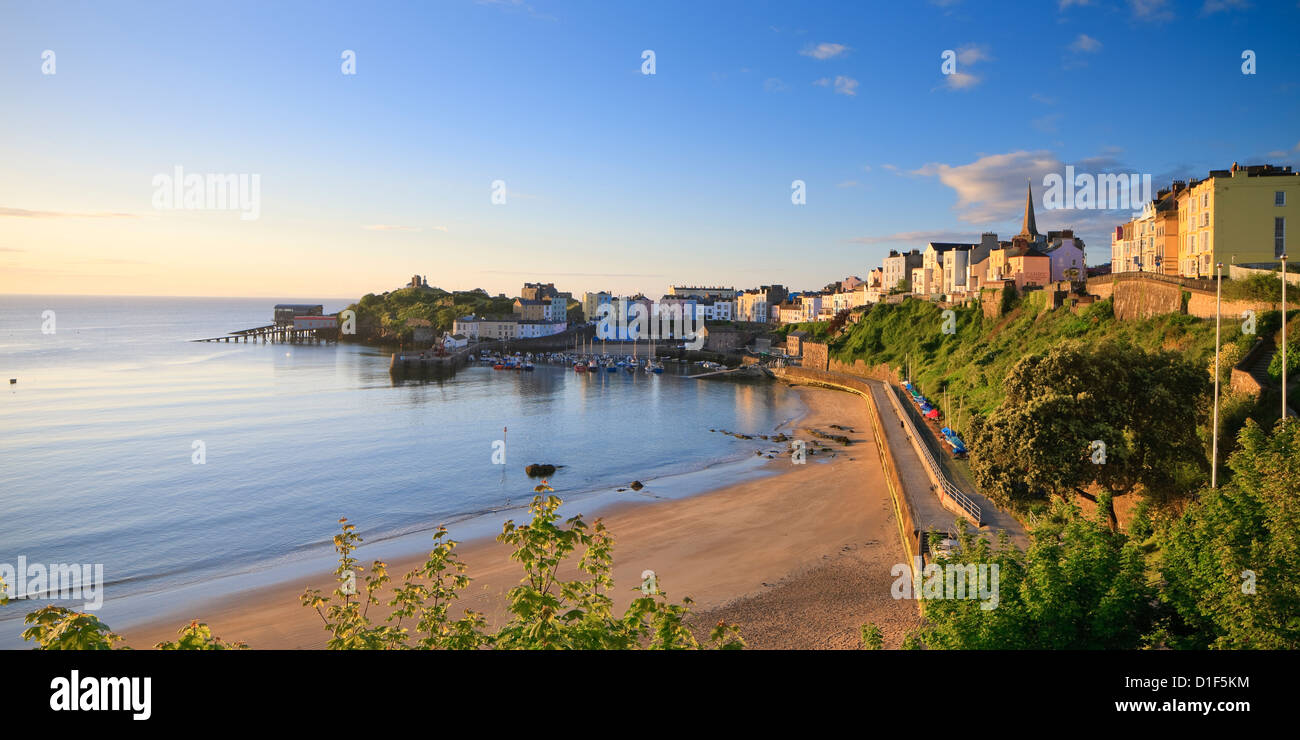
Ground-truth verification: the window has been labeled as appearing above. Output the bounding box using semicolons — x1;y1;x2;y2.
1278;217;1287;258
1277;191;1287;207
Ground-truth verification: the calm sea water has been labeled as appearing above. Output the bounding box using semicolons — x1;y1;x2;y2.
0;295;801;645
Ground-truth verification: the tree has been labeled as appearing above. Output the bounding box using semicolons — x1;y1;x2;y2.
968;340;1209;511
920;496;1154;649
1156;419;1300;649
826;309;851;336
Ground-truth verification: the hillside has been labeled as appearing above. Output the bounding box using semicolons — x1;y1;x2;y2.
343;287;516;343
826;292;1285;467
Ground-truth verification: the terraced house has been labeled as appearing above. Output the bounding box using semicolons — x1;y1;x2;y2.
1174;163;1298;278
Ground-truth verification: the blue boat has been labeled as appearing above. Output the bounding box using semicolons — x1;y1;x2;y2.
940;427;967;454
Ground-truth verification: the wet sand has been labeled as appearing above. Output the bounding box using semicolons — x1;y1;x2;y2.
121;385;923;649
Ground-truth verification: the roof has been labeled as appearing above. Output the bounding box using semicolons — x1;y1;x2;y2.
927;242;975;252
1019;181;1039;238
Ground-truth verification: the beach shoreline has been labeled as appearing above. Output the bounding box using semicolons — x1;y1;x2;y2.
119;384;923;649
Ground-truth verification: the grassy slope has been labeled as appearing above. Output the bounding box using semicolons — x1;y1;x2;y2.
347;287;516;341
828;294;1264;442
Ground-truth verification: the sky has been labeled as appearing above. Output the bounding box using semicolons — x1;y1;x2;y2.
1;0;1298;299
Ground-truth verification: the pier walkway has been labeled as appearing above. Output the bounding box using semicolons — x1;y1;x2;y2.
192;325;336;344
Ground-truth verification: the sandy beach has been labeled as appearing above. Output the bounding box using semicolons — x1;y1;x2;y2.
121;384;923;649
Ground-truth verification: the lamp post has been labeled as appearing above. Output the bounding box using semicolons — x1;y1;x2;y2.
1283;253;1289;419
1212;262;1222;488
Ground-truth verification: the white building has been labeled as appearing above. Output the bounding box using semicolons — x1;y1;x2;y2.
695;299;734;321
799;293;824;321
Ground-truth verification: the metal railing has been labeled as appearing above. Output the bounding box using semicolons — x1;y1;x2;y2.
886;385;982;526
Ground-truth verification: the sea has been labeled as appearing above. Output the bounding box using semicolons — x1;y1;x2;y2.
0;295;803;646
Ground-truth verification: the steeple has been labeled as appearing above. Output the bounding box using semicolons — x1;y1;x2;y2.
1019;179;1039;239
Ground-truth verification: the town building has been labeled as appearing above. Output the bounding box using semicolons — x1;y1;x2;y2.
274;304;323;325
737;285;787;323
1175;163;1298;278
582;291;612;322
695;299;734;321
776;302;803;324
513;298;547;321
882;249;924;293
669;285;737;301
1043;229;1089;282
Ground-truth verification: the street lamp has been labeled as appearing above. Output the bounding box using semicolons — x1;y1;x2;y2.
1283;253;1289;419
1212;262;1223;488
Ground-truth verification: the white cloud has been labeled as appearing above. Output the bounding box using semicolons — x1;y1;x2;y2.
942;72;981;90
832;76;859;96
0;206;137;219
763;77;788;92
910;149;1145;247
1202;0;1251;13
956;44;991;65
813;75;858;95
1130;0;1173;21
850;229;982;245
1070;33;1102;52
800;42;849;60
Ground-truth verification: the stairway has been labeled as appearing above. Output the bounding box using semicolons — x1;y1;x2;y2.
1245;338;1277;389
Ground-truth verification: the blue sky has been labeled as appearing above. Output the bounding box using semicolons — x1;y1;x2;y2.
2;0;1298;298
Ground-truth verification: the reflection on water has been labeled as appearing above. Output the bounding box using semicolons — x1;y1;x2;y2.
0;295;802;630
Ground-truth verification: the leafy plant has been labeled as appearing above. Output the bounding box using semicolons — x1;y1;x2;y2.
22;606;125;650
155;620;248;650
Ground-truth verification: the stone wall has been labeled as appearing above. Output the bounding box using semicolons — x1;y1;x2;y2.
979;286;1003;318
1083;274;1276;321
703;327;755;353
802;341;829;371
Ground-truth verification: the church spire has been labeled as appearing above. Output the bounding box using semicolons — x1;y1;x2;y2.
1019;179;1039;238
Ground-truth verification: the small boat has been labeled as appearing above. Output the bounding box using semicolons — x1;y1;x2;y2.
574;363;587;373
493;363;506;370
523;363;535;371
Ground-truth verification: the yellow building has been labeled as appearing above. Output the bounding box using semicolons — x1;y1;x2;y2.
1177;163;1299;278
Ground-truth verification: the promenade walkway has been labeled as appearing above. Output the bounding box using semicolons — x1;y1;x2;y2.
868;380;1027;548
778;366;1027;550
